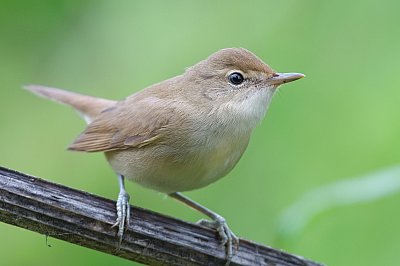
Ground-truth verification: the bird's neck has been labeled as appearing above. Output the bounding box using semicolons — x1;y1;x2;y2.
216;88;276;134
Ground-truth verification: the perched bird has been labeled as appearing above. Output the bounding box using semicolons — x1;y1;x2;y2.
25;48;304;260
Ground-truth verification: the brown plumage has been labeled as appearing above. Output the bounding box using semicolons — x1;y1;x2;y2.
27;48;277;153
25;85;116;120
25;47;304;259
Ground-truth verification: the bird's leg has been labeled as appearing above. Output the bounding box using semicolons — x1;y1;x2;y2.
169;192;239;261
111;174;131;245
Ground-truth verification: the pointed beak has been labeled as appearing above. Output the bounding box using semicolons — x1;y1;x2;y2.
267;72;305;85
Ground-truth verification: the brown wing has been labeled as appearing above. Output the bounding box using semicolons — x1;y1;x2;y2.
68;96;171;152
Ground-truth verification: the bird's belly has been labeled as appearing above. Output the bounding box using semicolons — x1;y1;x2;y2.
105;138;249;193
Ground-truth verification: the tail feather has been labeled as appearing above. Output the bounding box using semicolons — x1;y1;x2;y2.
24;85;117;123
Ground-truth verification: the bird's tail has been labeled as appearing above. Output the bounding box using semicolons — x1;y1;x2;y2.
24;85;117;124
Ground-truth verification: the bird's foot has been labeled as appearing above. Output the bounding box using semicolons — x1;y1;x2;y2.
197;216;239;261
111;190;131;245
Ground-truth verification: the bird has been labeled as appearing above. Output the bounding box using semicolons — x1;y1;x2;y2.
25;47;304;260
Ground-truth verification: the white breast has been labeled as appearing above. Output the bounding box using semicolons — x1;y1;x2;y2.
106;88;276;193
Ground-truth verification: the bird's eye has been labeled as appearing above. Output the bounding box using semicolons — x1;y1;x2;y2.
228;72;244;85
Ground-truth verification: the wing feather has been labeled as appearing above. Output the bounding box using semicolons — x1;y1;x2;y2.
68;96;170;152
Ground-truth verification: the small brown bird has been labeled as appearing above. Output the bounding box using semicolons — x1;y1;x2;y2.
25;48;304;260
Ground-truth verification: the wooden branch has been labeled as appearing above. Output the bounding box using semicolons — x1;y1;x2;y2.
0;166;323;266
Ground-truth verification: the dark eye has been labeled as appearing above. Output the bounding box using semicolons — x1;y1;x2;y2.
228;72;244;85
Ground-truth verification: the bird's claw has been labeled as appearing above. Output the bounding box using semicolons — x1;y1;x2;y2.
111;190;131;246
197;217;239;261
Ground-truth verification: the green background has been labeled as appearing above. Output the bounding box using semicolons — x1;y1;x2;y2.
1;1;400;265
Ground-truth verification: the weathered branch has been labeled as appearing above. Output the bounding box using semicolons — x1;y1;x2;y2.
0;166;322;266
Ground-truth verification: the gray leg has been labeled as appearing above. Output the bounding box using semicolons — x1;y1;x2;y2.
169;192;239;261
111;174;131;245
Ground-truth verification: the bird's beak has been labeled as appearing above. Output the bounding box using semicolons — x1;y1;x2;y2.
267;72;305;85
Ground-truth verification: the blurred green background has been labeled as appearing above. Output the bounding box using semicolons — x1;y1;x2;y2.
1;1;400;265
